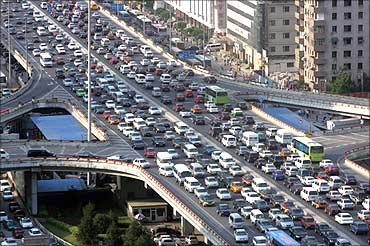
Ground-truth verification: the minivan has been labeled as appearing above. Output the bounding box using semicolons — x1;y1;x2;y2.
27;148;55;157
219;152;236;169
174;122;189;135
250;209;264;224
295;158;312;169
252;178;270;194
229;213;245;229
184;177;201;193
300;187;319;202
190;163;205;177
183;144;198;159
312;179;330;193
221;135;237;148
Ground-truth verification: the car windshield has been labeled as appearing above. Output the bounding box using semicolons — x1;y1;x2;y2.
235;230;246;236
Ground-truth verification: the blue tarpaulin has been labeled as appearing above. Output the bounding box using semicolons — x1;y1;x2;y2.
262;107;319;132
38;178;87;193
31;115;88;141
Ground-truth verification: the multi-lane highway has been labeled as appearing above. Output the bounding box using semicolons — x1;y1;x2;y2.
1;1;369;245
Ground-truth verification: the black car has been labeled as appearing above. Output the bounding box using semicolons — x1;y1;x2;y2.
350;221;369;235
152;136;166;147
284;177;299;188
55;69;65;79
161;96;172;105
289;226;308;241
216;203;231;216
191;116;205;125
256;219;274;233
27;148;55;158
254;158;266;169
172;137;186;148
8;202;20;213
154;123;166;133
259;188;277;202
322;230;339;246
324;203;340;216
287;207;304;220
76;152;96;158
132;140;146;150
315;223;331;236
271;155;284;168
203;76;217;84
301;236;319;246
140;127;154;137
290;183;304;195
233;199;246;212
252;199;270;212
244;150;259;163
340;173;357;185
271;194;286;207
223;103;233;112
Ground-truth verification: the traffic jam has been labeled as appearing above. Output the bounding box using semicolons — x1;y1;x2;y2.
2;0;369;245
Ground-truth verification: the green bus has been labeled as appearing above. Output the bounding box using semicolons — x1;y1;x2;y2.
291;137;324;163
205;86;228;105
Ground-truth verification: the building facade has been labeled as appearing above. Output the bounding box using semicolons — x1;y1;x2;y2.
226;0;297;75
295;0;370;91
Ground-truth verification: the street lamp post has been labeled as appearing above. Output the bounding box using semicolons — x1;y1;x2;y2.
87;0;92;142
142;0;146;35
8;1;11;87
169;6;172;51
25;16;29;77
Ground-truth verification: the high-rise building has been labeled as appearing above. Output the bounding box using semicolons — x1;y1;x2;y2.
295;0;370;91
226;0;297;75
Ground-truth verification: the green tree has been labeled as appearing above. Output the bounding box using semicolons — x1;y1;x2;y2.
329;71;354;94
154;8;170;20
105;214;122;246
77;203;97;245
123;220;151;246
93;213;112;234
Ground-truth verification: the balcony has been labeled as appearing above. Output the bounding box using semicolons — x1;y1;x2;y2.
295;23;304;32
295;36;304;45
295;11;304;20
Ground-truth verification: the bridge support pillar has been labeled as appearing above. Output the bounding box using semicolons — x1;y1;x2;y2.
116;176;121;190
181;216;194;236
31;172;38;215
87;172;90;186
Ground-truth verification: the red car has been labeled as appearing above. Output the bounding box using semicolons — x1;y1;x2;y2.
241;174;254;186
220;112;230;120
12;228;24;239
315;171;329;180
324;165;339;176
175;93;185;102
103;110;112;120
184;89;194;98
194;95;204;103
301;215;316;229
54;57;65;65
108;115;120;125
174;103;184;112
144;147;156;158
109;57;119;64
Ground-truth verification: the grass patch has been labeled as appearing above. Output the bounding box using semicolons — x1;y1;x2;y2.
118;216;131;228
39;218;83;246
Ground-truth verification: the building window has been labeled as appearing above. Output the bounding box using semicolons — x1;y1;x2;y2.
283;46;290;52
332;13;337;20
359;0;363;6
358;63;363;70
270;47;276;52
343;37;352;45
344;12;352;19
358;37;364;44
344;0;351;6
269;20;276;26
141;209;150;218
156;208;165;217
358;12;363;19
332;26;337;32
270;7;275;13
283;6;290;12
358;25;363;32
344;50;352;58
332;64;337;71
133;209;139;215
332;0;337;7
287;62;294;68
358;50;363;57
344;25;352;32
332;51;337;58
283;33;290;39
344;63;351;70
332;76;337;81
283;19;290;25
269;33;276;39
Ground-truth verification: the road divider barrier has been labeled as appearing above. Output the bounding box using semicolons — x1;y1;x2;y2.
344;145;370;179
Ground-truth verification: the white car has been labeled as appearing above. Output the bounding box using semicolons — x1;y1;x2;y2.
335;213;353;225
73;50;83;57
159;166;174;177
241;187;252;199
167;149;179;159
114;106;126;115
40;2;48;9
179;111;192;118
275;214;294;229
0;211;8;222
145;73;155;82
319;159;334;168
234;228;248;243
151;57;160;64
2;191;14;201
252;143;265;152
363;198;370;210
167;60;178;67
1;237;17;246
338;185;354;196
301;176;315;186
129;132;142;141
207;105;219;113
240;206;253;218
164;131;175;140
121;127;134;137
73;59;83;67
337;198;354;210
327;190;341;201
216;188;231;200
140;59;150;66
55;34;64;42
229;126;242;136
28;228;42;236
259;150;273;158
145;117;156;127
207;164;222;174
67;42;78;50
204;176;219;188
20;217;33;228
105;100;116;109
39;43;48;51
127;72;136;79
22;2;31;8
287;153;300;162
134;95;145;103
231;108;243;116
133;158;150;168
57;15;64;22
194;187;208;198
252;236;268;246
244;192;261;204
229;165;244;176
32;49;41;56
262;163;277;174
148;106;162;115
211;150;222;161
0;149;9;159
268;208;282;221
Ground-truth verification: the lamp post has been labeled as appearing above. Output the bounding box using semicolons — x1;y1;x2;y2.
87;0;92;142
169;6;172;51
25;15;29;77
8;1;11;87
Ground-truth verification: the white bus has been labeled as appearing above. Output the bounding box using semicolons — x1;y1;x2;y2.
205;43;222;52
275;129;292;145
40;52;53;67
173;164;192;184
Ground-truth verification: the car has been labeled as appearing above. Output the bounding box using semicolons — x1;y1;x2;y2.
287;207;305;220
1;237;17;246
349;190;366;204
337;198;354;210
271;170;285;180
216;188;232;200
270;194;286;208
322;230;339;246
327;190;341;201
216;203;231;216
241;174;254;186
28;228;42;236
319;159;334;168
4;219;17;231
229;181;243;193
0;211;8;222
312;197;328;209
152;136;166;147
231;108;243;117
300;215;316;229
158;166;174;177
256;218;274;233
198;194;215;207
325;203;341;216
275;214;294;230
350;220;369;235
252;199;270;212
0;149;9;159
234;228;248;243
133;158;150;168
358;210;370;221
289;226;308;241
315;223;331;236
262;163;277;174
8;202;19;213
301;176;315;186
191;105;202;114
148;106;162;115
252;236;267;246
2;191;14;201
280;200;295;213
335;213;353;225
12;227;24;239
338;185;354;196
207;164;222;175
132;140;146;149
244;192;261;204
229;165;244;176
19;217;33;229
240;206;253;219
166;149;179;159
204;176;219;188
211;150;222;161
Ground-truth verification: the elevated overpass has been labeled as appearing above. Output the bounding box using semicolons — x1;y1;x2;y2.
1;157;228;245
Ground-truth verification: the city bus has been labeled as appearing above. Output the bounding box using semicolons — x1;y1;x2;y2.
266;230;300;246
205;86;228;105
290;136;324;163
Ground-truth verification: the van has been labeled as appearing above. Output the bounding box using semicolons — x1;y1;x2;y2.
295;158;312;169
205;43;222;52
190;163;205;177
152;87;161;97
174;164;192;184
250;209;264;224
241;131;259;147
0;180;11;192
252;178;270;194
160;74;171;83
113;91;125;103
300;187;319;202
133;118;146;131
275;129;292;145
221;135;237;148
229;213;245;229
312;179;330;193
101;38;111;47
27;148;55;157
184;177;200;193
156;152;173;168
183;144;198;159
120;65;131;74
174;122;189;135
219;152;236;169
244;150;259;163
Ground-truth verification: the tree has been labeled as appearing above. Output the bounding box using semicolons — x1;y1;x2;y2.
329;71;354;94
123;220;151;246
93;213;112;234
105;214;122;246
77;203;97;245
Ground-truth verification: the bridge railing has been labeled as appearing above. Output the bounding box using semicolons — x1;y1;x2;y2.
1;156;228;245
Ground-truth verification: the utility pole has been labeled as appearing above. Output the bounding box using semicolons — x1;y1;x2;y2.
87;0;92;142
169;6;172;51
25;15;28;77
8;1;11;87
142;0;146;35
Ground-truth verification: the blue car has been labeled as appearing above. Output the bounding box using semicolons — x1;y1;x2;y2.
350;221;369;235
203;145;216;155
272;170;285;180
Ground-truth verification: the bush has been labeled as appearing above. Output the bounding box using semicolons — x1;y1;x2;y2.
46;218;71;232
93;213;112;234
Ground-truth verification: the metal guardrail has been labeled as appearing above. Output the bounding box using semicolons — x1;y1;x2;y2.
1;157;229;245
345;145;370;160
